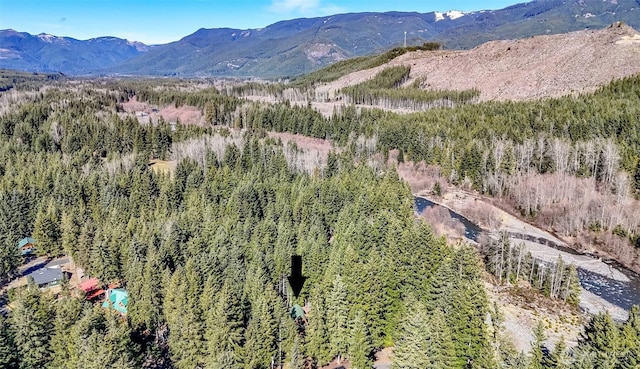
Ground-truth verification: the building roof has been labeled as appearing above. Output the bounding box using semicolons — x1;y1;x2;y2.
86;289;105;301
17;237;36;248
29;266;63;287
78;278;100;293
103;288;128;314
290;304;305;320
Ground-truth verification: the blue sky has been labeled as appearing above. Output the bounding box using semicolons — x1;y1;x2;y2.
0;0;520;44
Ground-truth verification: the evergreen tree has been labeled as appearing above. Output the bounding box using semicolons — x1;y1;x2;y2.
244;287;279;369
48;295;83;369
618;305;640;369
204;281;245;368
543;337;571;369
163;267;205;369
31;198;61;256
528;321;546;369
11;283;54;369
327;274;349;364
305;288;331;366
0;315;18;369
392;296;455;369
74;311;137;369
563;265;581;306
578;312;620;369
349;310;372;369
289;335;304;369
448;246;493;368
0;231;20;283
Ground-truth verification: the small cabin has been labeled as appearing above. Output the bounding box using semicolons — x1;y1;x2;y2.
17;237;36;256
103;288;129;315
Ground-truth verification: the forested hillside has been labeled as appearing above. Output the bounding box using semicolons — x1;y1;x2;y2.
0;74;639;368
235;70;640;271
0;78;490;368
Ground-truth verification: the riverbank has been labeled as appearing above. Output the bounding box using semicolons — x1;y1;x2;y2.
416;189;631;283
414;189;637;322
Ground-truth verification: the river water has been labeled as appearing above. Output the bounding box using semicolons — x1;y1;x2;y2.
414;196;640;313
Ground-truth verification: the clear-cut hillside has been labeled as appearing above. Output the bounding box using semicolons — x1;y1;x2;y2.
317;23;640;102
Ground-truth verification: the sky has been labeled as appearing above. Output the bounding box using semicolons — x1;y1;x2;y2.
0;0;520;45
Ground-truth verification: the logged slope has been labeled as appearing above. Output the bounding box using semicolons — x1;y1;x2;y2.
317;23;640;102
436;0;640;49
0;29;149;74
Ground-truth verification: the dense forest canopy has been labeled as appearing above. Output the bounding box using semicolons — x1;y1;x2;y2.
0;71;638;369
229;74;640;269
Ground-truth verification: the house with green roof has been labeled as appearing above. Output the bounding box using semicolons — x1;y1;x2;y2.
290;304;305;321
17;237;36;256
102;288;128;315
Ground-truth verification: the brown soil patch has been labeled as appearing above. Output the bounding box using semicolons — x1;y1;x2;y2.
149;159;177;176
317;24;640;102
120;96;203;125
268;132;334;158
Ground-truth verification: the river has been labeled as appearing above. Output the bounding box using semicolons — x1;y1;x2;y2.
414;196;640;314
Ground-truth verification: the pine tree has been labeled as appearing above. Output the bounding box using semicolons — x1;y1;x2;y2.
31;198;61;256
289;335;304;369
349;310;372;369
392;297;454;369
59;211;80;258
0;315;18;369
163;267;205;369
327;274;349;364
579;312;620;369
75;311;137;369
426;308;456;369
306;287;331;366
618;305;640;369
528;321;546;369
448;246;493;368
543;337;571;369
204;281;245;368
563;265;581;306
244;287;279;369
48;295;83;369
11;283;54;369
0;230;20;283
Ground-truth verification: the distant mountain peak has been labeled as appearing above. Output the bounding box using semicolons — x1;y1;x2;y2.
37;33;65;43
126;40;149;52
0;31;149;73
434;10;468;21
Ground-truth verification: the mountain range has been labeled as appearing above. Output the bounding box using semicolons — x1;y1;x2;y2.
1;0;639;77
0;30;149;74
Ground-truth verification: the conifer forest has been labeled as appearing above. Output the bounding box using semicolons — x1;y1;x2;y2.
0;70;638;369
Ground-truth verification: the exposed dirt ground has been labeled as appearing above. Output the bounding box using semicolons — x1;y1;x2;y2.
486;281;586;353
121;97;203;125
316;23;640;102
